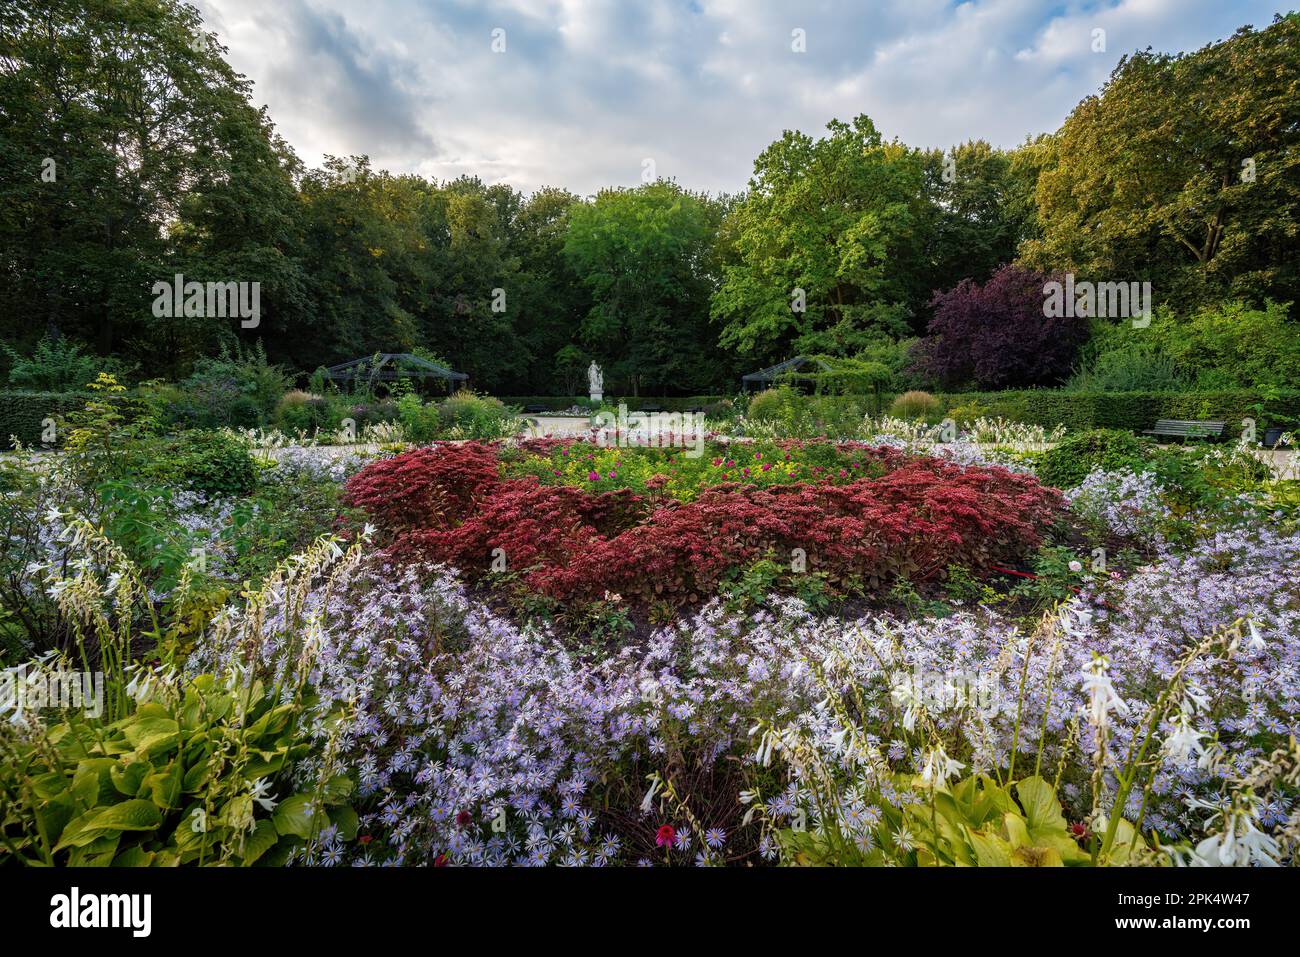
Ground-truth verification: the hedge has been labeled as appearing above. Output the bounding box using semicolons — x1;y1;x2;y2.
0;391;92;449
933;389;1300;435
497;395;733;413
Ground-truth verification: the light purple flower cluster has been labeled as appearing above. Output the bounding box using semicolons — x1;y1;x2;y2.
187;511;1297;864
1067;468;1168;544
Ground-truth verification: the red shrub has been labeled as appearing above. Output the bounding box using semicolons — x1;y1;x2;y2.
343;442;501;531
349;443;1065;604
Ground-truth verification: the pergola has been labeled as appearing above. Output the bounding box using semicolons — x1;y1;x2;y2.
321;353;468;389
740;355;833;392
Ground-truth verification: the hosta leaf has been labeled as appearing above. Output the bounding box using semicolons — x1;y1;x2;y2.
122;717;180;759
272;794;316;839
241;818;281;866
110;760;149;797
967;827;1012;866
55;799;162;850
1015;776;1066;833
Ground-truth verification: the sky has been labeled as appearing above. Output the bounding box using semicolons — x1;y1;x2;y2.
193;0;1294;196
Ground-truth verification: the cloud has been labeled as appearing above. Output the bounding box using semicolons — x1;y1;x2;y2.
195;0;1293;195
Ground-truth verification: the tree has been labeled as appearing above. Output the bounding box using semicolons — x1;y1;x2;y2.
0;0;306;373
914;265;1087;390
563;182;723;395
711;115;925;364
913;140;1040;319
1021;14;1300;310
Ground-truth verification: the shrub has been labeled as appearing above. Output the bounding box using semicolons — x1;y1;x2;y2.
354;444;1064;605
889;390;940;420
747;387;791;422
396;393;441;443
167;430;258;497
3;334;118;391
932;388;1300;434
1159;301;1300;391
0;390;91;448
158;345;291;430
436;390;519;439
916;265;1088;390
343;443;501;530
1035;429;1151;490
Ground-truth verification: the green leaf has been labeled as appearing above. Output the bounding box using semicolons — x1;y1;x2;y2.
54;799;163;850
142;760;183;810
328;804;359;842
122;716;180;759
1015;776;1066;833
967;827;1012;866
241;819;281;866
272;794;316;839
110;760;149;797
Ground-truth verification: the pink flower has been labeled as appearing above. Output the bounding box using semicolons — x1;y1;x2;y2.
588;471;599;481
655;825;676;847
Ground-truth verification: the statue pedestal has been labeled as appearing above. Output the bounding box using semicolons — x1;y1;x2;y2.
589;391;602;404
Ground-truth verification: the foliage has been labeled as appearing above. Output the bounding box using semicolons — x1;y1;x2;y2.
150;343;291;430
0;390;91;449
0;671;356;866
1021;14;1300;311
934;388;1300;434
888;390;940;421
564;182;731;395
915;265;1088;390
353;443;1063;606
1157;301;1300;391
713;116;922;360
161;431;258;498
3;335;118;391
1035;429;1151;490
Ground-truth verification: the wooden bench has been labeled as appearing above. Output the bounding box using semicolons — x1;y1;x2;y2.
1141;419;1226;441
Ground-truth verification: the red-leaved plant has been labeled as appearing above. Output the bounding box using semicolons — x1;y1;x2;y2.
346;443;1064;604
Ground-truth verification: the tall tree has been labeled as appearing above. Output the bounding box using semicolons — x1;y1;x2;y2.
0;0;305;374
563;182;722;395
711;115;925;365
1020;13;1300;309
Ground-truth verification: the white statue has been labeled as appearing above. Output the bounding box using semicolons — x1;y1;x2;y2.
588;361;603;400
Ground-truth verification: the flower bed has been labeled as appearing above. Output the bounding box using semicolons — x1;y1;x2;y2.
344;441;1064;604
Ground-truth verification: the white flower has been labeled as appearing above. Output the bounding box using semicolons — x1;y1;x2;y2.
1246;619;1266;653
1081;654;1128;726
250;777;278;812
1068;560;1083;572
918;745;964;788
639;773;662;815
1162;712;1207;765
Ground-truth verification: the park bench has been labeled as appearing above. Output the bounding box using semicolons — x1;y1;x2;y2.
1141;419;1226;442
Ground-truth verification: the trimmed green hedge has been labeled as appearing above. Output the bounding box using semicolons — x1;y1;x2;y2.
933;389;1300;435
0;391;92;449
498;395;732;412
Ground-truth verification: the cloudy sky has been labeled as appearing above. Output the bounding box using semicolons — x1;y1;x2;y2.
194;0;1292;196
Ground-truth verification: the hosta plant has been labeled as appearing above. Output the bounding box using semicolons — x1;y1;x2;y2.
0;671;356;866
